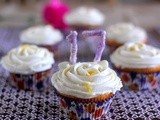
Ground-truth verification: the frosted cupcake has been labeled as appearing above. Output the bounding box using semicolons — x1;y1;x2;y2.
106;23;147;53
20;25;63;57
110;42;160;91
1;45;54;91
64;6;105;30
51;30;122;119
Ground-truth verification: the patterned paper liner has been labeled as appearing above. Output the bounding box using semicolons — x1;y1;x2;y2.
116;71;160;91
55;91;113;120
9;69;52;91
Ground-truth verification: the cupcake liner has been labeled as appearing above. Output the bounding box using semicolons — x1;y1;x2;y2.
56;92;113;120
116;71;160;91
9;69;52;91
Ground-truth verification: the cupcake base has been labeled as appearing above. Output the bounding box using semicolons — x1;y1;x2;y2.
9;69;52;91
113;66;160;91
56;91;113;120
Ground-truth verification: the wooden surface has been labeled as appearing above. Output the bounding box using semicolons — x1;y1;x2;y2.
0;0;160;29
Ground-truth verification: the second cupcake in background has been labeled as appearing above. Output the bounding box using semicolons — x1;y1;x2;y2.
106;23;147;53
64;6;105;31
20;25;63;58
110;42;160;91
1;45;55;91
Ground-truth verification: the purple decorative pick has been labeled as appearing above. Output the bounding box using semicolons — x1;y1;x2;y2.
66;31;78;64
82;30;106;62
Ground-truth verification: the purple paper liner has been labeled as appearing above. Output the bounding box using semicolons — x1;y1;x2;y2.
116;70;160;91
55;92;113;120
9;69;52;91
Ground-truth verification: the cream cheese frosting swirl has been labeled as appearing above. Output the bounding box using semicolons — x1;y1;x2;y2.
107;23;147;43
111;42;160;68
64;6;105;26
51;60;122;99
1;45;54;74
20;25;63;45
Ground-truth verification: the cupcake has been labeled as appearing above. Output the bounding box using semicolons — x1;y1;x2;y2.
106;23;147;53
20;25;63;58
51;30;122;119
110;42;160;91
1;45;54;91
64;6;105;30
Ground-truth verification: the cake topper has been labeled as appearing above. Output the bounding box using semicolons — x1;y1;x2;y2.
66;31;78;64
82;30;106;62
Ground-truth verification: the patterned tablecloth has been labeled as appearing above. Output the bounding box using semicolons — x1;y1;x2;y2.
0;27;160;120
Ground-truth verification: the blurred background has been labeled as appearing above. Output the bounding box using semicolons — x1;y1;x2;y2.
0;0;160;29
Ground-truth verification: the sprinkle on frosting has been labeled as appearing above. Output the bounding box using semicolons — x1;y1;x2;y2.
87;70;97;76
137;42;144;48
20;44;31;55
19;44;38;55
83;83;93;94
82;30;106;62
129;46;138;52
129;42;145;52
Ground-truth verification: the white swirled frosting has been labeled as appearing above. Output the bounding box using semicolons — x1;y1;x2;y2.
1;45;54;74
107;23;147;43
51;60;122;98
20;25;63;45
111;42;160;69
64;6;105;26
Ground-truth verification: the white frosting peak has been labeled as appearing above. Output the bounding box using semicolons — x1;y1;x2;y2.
107;23;147;43
20;25;63;45
64;6;105;26
1;45;54;74
111;42;160;68
51;60;122;98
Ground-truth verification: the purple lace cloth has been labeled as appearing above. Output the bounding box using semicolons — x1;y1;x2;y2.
0;27;160;119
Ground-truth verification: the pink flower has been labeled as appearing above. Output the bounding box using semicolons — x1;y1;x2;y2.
43;0;70;30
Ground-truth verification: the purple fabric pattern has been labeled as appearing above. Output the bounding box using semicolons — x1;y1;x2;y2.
0;28;160;119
